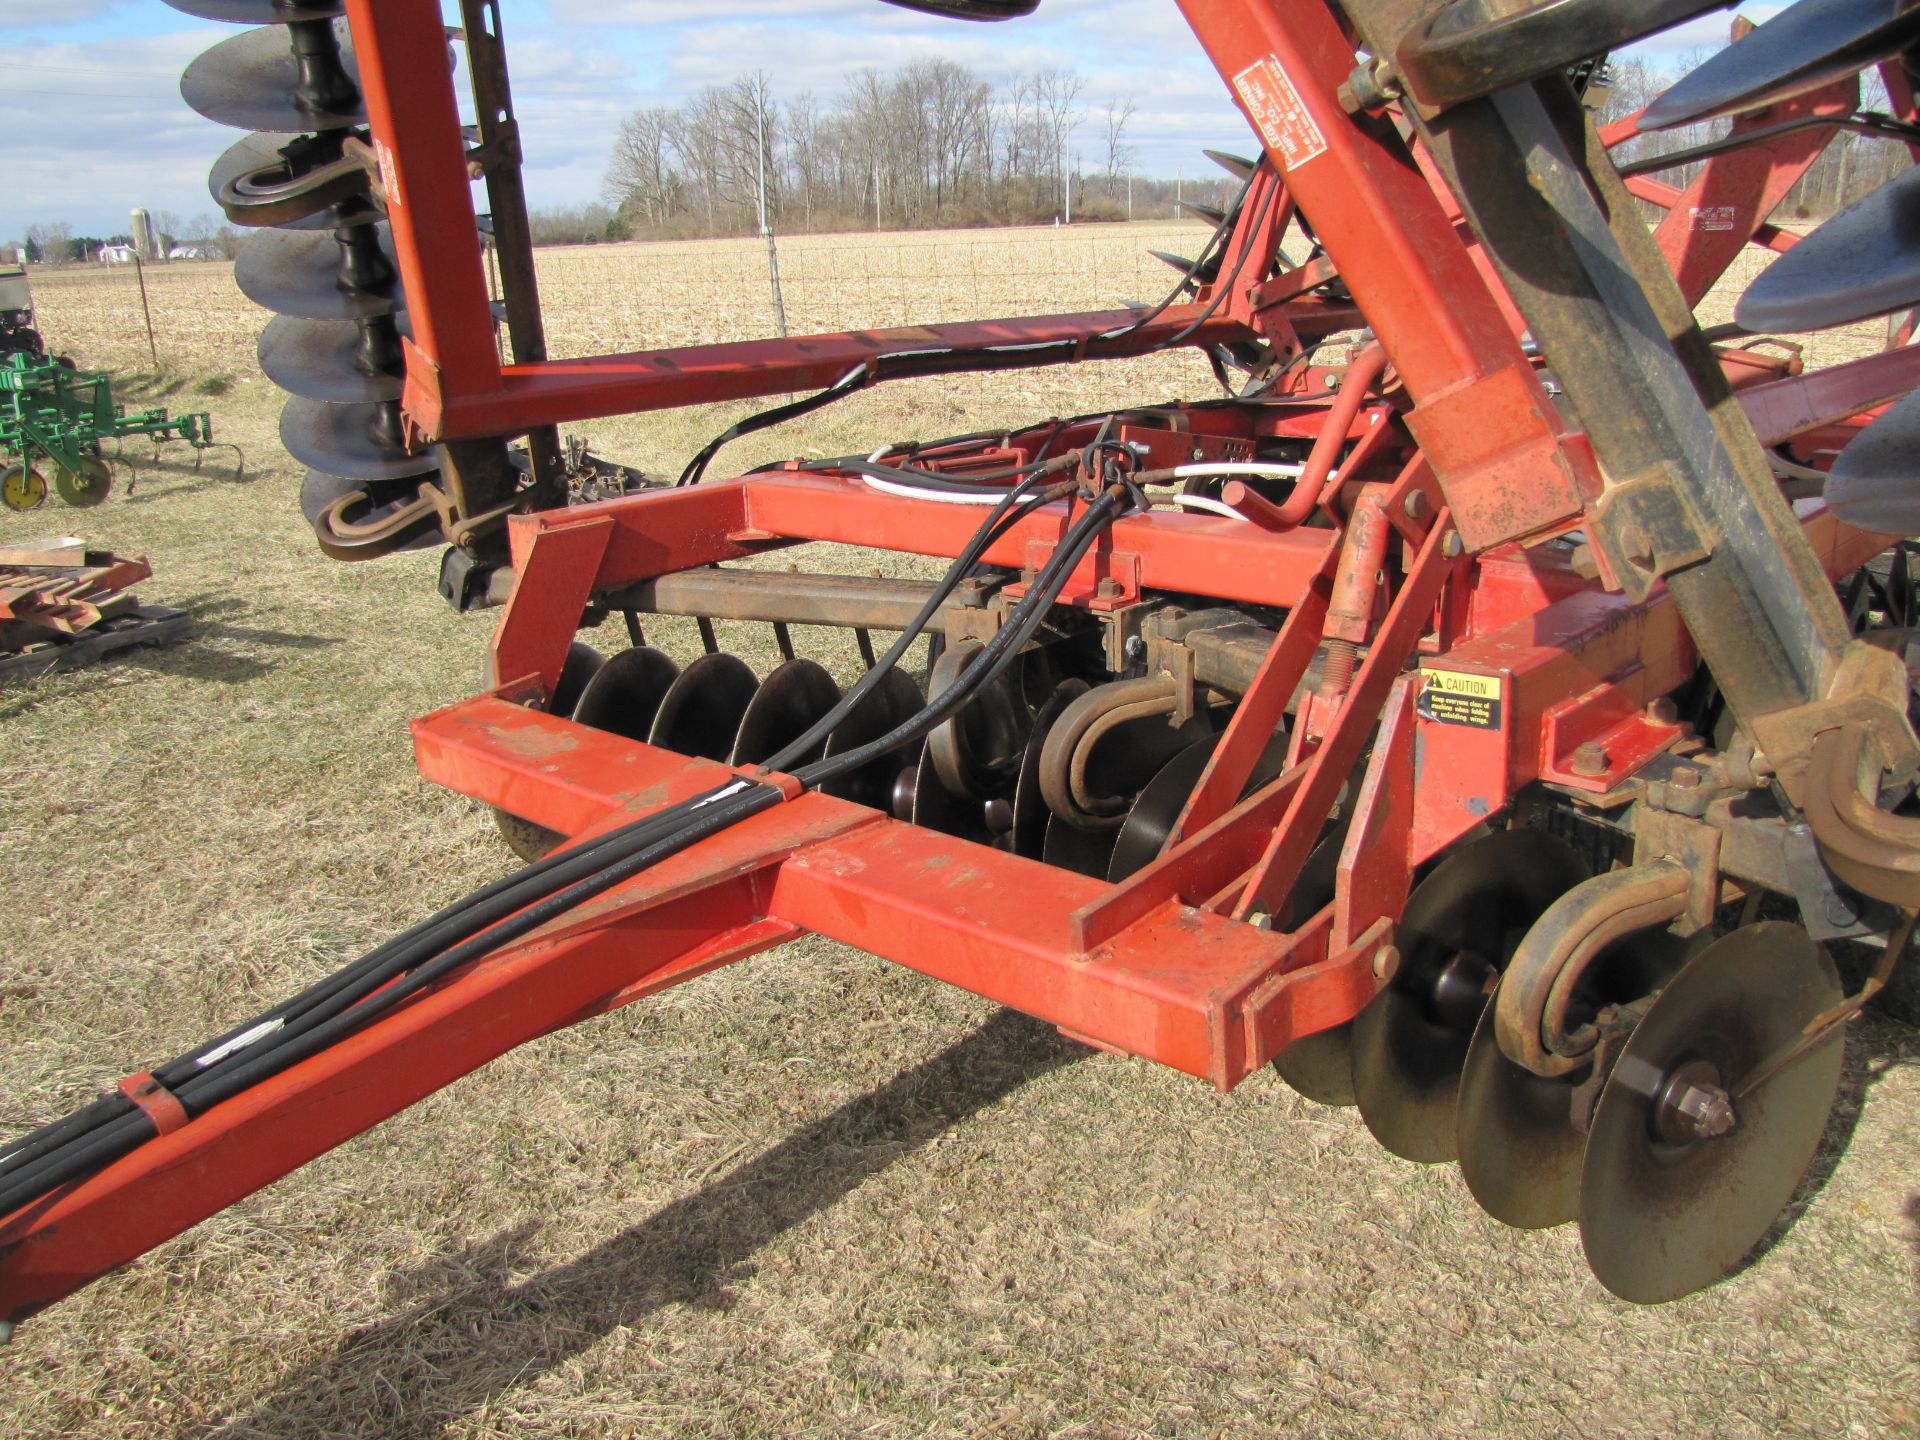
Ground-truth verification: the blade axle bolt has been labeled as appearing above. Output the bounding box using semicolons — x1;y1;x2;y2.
1655;1058;1738;1144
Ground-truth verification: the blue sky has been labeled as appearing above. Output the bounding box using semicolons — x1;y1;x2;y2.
0;1;1780;241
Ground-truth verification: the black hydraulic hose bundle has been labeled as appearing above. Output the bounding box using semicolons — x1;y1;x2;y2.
0;473;1131;1219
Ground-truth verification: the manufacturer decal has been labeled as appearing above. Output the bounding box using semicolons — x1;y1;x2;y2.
1231;56;1327;171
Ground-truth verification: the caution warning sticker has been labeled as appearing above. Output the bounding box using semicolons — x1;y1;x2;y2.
1418;668;1503;730
1231;56;1328;171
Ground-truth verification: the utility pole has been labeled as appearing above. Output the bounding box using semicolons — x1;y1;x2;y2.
1127;172;1133;222
756;86;788;337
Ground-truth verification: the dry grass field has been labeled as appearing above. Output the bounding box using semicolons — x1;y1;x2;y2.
0;224;1916;1440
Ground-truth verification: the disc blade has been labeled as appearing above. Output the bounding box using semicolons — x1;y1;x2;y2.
819;669;926;809
1640;0;1920;130
236;227;399;321
650;653;758;762
731;657;842;768
1580;923;1845;1304
1351;830;1588;1163
1007;679;1090;861
1735;169;1920;333
181;20;364;132
1824;388;1920;535
1459;928;1697;1230
571;646;680;742
1042;813;1118;877
1270;831;1358;1106
552;642;606;720
258;315;403;403
165;0;343;21
281;397;435;482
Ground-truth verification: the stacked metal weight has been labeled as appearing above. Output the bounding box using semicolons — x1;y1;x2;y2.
173;0;444;559
1641;0;1920;535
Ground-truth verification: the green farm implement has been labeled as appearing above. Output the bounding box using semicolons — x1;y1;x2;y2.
0;353;238;511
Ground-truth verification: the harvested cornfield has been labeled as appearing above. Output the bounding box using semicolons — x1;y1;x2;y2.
0;224;1915;1440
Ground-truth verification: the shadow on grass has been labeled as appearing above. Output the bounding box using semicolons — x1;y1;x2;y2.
210;1009;1087;1438
1736;1010;1920;1279
107;597;342;685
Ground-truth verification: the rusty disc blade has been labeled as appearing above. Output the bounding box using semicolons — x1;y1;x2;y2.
237;226;399;322
1351;830;1588;1163
1735;169;1920;332
731;657;842;768
1042;813;1118;877
165;0;343;21
1456;924;1695;1231
1825;388;1920;535
181;19;363;132
1641;0;1920;130
649;653;758;763
571;646;680;743
820;669;926;810
281;397;433;482
259;315;404;403
1580;923;1844;1303
1269;831;1358;1107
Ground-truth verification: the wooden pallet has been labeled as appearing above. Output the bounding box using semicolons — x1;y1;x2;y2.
0;604;190;685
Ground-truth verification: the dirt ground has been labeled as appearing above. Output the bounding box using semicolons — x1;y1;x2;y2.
0;223;1916;1439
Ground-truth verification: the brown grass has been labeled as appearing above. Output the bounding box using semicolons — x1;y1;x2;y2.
0;226;1916;1440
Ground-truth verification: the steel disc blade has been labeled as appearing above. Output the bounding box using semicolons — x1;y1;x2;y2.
1109;737;1217;882
1580;923;1845;1304
571;646;680;743
1007;680;1089;860
1825;388;1920;535
166;0;343;21
908;745;993;843
1043;814;1118;877
649;653;758;762
1271;832;1358;1106
552;642;606;719
1641;0;1920;130
281;397;434;482
236;227;399;321
819;669;925;809
1351;830;1588;1163
731;657;842;768
1457;926;1698;1231
926;641;1024;799
258;315;403;403
299;471;440;553
181;20;364;132
1735;169;1920;333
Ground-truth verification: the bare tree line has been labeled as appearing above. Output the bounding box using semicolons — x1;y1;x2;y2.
601;62;1150;239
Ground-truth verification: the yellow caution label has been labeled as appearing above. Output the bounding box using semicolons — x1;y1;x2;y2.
1418;668;1503;730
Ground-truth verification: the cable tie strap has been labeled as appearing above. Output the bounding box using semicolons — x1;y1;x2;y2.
118;1071;189;1137
750;769;807;801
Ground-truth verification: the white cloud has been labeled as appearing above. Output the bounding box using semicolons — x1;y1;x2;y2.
0;0;121;27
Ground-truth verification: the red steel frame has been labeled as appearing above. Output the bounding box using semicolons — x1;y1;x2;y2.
1;0;1912;1324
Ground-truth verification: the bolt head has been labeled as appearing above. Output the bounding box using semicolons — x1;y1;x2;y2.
1570;741;1610;777
1402;491;1429;520
1669;767;1701;790
1373;944;1401;982
1442;532;1464;559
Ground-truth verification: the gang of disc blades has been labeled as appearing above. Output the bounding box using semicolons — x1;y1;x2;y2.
820;669;926;810
731;657;842;768
1579;923;1845;1304
181;19;364;132
259;315;404;403
237;227;399;321
571;647;680;743
1824;388;1920;535
1735;169;1920;333
1640;0;1920;130
165;0;343;23
1350;830;1588;1163
300;471;440;553
1457;927;1696;1230
649;653;758;763
281;397;433;482
1270;832;1360;1107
